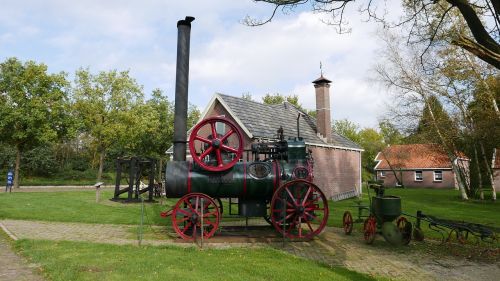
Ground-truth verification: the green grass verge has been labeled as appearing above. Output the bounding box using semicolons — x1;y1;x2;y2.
19;172;116;186
0;190;173;225
15;240;375;281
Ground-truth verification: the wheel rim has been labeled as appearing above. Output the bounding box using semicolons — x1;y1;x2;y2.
396;217;412;245
172;193;220;240
364;215;376;244
343;211;353;235
270;179;329;239
188;117;243;172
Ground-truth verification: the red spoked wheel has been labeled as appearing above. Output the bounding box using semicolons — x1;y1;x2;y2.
270;179;329;239
188;117;243;172
171;193;220;240
364;215;377;244
343;211;353;235
397;216;412;245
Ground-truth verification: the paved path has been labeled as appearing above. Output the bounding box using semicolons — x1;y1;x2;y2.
281;228;500;281
1;219;499;281
0;233;44;281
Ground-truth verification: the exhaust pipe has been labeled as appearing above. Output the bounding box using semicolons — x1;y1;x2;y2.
173;16;195;161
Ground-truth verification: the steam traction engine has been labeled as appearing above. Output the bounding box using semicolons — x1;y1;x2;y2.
163;116;329;240
162;16;328;241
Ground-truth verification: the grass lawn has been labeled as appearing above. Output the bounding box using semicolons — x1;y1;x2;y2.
0;190;172;225
14;240;374;281
1;187;498;240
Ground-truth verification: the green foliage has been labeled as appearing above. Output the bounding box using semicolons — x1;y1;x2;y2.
332;119;360;144
357;128;385;181
72;68;145;179
0;57;70;187
261;93;311;114
187;104;201;129
0;57;70;149
23;146;59;176
407;95;458;145
378;120;404;145
0;143;15;170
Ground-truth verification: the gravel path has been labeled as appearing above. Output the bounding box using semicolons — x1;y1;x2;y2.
1;219;499;281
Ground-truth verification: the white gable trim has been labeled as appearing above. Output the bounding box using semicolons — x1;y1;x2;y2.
199;94;254;139
374;167;453;171
305;142;364;152
373;152;382;170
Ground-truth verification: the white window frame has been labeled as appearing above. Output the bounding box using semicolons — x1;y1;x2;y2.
379;171;386;178
415;171;423;182
216;115;226;135
434;170;443;182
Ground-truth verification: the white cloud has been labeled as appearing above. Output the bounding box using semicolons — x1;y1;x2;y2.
0;0;402;128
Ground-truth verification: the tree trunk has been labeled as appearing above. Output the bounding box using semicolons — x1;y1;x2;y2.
97;149;106;182
473;145;484;199
14;145;21;189
424;96;469;199
481;144;496;200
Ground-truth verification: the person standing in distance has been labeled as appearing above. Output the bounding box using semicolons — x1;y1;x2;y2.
6;166;14;192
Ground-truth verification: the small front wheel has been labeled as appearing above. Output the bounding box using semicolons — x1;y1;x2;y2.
363;215;377;244
342;211;353;235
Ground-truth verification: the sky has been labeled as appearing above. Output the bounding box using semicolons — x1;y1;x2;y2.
0;0;401;128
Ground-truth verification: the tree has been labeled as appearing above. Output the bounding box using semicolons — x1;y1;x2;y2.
358;128;385;180
261;92;316;115
248;0;499;69
375;32;472;199
241;92;254;101
0;57;69;188
332;119;361;143
407;95;458;144
378;120;404;145
72;69;144;181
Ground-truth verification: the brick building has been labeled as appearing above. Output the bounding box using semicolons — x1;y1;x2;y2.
374;144;469;188
170;75;363;200
492;148;499;192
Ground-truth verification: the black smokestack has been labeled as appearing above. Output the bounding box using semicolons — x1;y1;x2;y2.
173;16;195;161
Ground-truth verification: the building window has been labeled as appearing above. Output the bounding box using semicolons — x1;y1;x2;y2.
415;171;423;181
434;171;443;182
379;171;386;178
216;115;226;135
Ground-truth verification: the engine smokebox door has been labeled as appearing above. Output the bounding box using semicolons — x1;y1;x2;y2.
238;200;267;217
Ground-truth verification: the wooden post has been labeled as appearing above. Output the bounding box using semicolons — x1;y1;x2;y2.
94;182;104;203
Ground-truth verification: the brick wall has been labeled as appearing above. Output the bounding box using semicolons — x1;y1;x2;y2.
376;169;455;188
494;168;500;192
309;146;361;199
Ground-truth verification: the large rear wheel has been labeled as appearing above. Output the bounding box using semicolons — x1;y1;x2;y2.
270;179;329;239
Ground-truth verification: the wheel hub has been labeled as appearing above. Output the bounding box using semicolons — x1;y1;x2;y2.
211;139;221;148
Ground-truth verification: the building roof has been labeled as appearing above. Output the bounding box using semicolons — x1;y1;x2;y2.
312;75;332;84
374;143;467;170
214;94;361;150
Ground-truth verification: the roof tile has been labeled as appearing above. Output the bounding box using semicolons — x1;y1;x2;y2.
217;94;361;149
374;143;467;170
